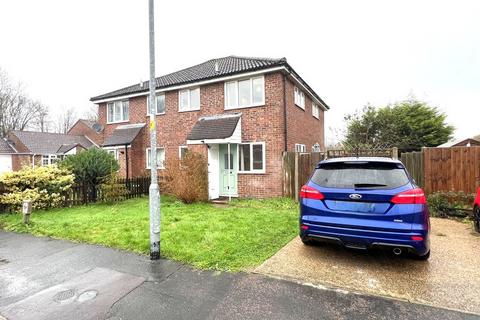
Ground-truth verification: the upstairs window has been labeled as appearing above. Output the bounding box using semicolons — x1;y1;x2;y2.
179;88;200;112
107;100;129;123
225;76;265;109
312;103;320;119
179;146;188;160
294;87;305;109
238;142;265;173
147;93;166;115
146;147;166;169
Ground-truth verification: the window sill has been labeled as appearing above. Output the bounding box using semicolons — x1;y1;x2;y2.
238;170;266;175
146;167;165;170
146;113;166;117
224;103;265;110
295;103;305;111
313;116;319;120
107;120;129;125
178;108;200;113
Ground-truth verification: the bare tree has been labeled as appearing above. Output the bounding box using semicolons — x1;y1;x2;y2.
83;104;99;122
0;68;50;137
55;107;77;133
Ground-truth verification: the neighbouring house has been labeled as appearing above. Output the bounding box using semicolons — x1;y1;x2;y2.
437;136;480;148
0;120;102;173
90;56;330;198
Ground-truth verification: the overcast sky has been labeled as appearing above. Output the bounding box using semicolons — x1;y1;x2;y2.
0;0;478;144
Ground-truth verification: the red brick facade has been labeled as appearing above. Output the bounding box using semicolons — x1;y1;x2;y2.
97;71;325;197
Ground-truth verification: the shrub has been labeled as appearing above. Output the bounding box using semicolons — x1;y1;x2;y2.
161;151;208;203
60;148;119;201
98;174;129;203
427;191;475;218
0;166;74;211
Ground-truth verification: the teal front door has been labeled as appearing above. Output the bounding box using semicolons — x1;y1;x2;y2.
219;144;238;196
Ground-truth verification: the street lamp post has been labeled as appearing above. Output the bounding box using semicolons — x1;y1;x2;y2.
148;0;161;260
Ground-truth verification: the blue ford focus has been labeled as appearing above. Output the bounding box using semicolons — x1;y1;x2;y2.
299;157;430;260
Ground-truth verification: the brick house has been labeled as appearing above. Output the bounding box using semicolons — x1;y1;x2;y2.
0;120;102;173
90;56;329;198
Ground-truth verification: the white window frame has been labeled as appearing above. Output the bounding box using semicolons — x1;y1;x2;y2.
224;76;265;110
295;143;307;153
146;147;166;169
105;149;119;160
41;154;59;166
238;142;266;174
294;87;305;110
146;93;166;116
178;87;200;112
179;146;188;160
107;100;129;124
312;103;320;119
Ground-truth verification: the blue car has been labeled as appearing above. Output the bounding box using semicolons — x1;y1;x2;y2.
299;157;430;260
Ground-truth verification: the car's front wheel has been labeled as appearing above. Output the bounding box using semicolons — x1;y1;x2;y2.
474;206;480;233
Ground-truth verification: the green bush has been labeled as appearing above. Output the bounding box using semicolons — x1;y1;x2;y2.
0;166;74;211
60;148;119;201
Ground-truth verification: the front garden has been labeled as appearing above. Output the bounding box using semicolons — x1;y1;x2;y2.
0;196;299;271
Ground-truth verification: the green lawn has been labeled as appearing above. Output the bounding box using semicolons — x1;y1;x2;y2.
0;196;298;271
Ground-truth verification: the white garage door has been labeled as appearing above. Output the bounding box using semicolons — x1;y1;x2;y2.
0;155;12;175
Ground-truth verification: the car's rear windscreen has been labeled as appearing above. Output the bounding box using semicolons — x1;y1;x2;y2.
311;161;410;189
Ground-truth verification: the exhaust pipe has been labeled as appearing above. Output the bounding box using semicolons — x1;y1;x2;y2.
392;248;402;255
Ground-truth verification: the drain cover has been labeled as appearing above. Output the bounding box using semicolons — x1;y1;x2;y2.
77;290;98;302
53;289;76;303
0;258;8;265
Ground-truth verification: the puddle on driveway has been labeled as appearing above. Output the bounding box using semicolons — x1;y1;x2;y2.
256;218;480;314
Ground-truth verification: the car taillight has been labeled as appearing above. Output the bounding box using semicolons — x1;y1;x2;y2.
391;188;426;204
300;185;324;200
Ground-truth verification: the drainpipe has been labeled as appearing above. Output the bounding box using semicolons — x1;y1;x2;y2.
283;75;288;152
227;142;231;202
32;154;36;168
125;144;129;180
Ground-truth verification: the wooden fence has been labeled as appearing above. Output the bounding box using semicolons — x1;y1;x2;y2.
282;148;398;200
64;177;152;206
401;147;480;194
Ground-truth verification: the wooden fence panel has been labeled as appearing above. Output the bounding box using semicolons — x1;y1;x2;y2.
401;151;424;188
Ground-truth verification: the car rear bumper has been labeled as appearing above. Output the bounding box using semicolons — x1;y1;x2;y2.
300;221;430;255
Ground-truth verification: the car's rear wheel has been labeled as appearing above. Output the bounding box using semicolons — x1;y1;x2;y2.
474;206;480;233
413;250;430;260
300;235;315;246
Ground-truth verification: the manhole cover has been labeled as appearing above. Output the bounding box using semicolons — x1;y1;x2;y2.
53;289;76;303
77;290;98;302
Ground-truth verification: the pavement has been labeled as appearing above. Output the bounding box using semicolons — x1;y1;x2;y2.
0;232;478;320
256;218;480;314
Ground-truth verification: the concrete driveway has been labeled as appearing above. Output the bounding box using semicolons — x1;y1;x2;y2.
256;218;480;315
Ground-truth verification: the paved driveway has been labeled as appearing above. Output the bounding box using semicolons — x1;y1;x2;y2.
256;218;480;315
0;231;476;320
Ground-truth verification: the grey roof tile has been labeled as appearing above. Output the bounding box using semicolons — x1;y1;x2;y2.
10;131;94;154
91;56;286;101
187;114;241;141
102;123;145;147
0;139;16;154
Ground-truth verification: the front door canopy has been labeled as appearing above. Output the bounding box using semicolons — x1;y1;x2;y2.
186;113;241;145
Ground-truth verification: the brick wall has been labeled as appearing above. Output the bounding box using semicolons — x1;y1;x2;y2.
68;120;104;146
97;71;325;198
285;77;325;152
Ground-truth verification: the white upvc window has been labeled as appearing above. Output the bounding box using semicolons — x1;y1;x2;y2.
238;142;266;174
294;87;305;109
295;143;307;153
179;88;200;112
107;100;129;123
41;155;59;166
312;103;320;119
106;149;119;160
224;76;265;109
179;146;188;160
147;93;166;115
146;147;166;169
